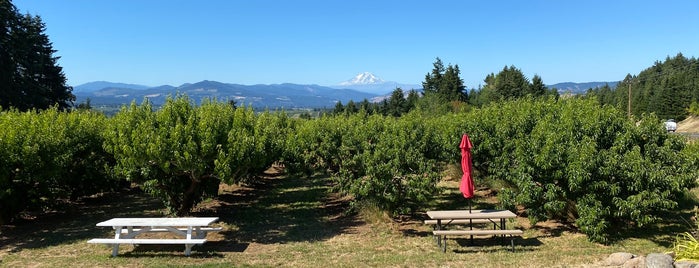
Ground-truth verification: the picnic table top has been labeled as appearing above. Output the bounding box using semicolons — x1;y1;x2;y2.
426;210;516;220
96;217;219;227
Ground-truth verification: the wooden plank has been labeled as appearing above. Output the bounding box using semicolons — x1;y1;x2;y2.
426;210;516;220
87;238;207;244
424;219;493;225
432;229;523;236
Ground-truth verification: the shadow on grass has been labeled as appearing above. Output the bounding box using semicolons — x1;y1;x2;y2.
606;209;696;248
192;171;362;246
122;241;247;257
0;169;361;256
0;188;164;254
447;236;541;253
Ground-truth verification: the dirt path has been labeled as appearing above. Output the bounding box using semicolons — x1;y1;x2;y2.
678;116;699;132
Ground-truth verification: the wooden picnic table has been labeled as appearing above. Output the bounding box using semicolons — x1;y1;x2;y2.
426;210;521;252
427;209;516;230
88;217;221;256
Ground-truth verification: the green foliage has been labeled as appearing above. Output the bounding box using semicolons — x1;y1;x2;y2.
448;98;698;242
592;53;699;120
282;113;442;214
387;88;407;117
104;96;287;215
217;108;289;184
675;232;699;262
0;108;118;224
689;101;699;116
423;57;467;102
2;89;695;244
472;66;555;107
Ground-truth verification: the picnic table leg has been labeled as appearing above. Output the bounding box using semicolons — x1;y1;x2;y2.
435;219;442;247
185;227;193;256
469;219;473;246
500;219;506;245
185;244;193;256
441;236;447;253
112;227;122;256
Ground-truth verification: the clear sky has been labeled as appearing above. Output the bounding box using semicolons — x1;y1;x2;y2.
12;0;699;88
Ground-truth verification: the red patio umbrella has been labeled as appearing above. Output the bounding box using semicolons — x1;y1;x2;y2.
459;134;475;212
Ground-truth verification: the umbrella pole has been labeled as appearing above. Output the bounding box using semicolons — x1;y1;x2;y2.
469;199;473;245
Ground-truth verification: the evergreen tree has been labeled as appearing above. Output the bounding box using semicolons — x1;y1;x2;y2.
494;65;530;99
479;66;531;104
601;53;699;120
405;89;420;113
344;100;358;115
0;1;74;110
387;88;406;117
333;101;344;115
359;98;372;114
422;57;444;96
422;57;466;102
0;0;18;108
529;74;546;96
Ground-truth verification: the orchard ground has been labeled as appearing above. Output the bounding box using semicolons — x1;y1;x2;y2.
0;118;698;267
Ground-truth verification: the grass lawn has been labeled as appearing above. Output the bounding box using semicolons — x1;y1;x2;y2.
0;167;694;267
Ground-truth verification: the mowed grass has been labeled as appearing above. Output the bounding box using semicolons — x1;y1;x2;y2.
0;169;694;267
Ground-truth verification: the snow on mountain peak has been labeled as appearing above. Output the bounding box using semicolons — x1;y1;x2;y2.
339;72;385;85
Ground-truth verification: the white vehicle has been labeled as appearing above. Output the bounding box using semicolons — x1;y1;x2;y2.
664;119;677;132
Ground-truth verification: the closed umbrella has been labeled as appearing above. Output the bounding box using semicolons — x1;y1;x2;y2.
459;134;474;211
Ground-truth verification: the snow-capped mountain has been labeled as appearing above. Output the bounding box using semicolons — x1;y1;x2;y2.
339;72;385;86
334;72;421;95
73;80;378;109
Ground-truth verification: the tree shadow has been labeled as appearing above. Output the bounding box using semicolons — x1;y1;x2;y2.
445;236;542;253
0;188;164;253
0;169;361;256
193;172;363;246
606;209;696;248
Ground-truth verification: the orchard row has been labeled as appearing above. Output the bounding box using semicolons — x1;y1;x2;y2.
1;95;696;242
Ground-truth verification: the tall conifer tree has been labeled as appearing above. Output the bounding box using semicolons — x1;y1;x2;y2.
0;0;74;110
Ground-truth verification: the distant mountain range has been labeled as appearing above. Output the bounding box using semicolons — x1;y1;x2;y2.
72;73;618;108
74;80;379;109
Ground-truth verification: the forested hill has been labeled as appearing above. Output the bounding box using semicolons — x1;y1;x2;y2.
549;81;619;95
589;53;699;121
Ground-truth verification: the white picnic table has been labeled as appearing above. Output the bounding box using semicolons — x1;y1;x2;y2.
88;217;220;256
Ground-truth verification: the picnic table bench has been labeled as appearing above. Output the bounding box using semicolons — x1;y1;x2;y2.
87;217;221;256
426;210;522;252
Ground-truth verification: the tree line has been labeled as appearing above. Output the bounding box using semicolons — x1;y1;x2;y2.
588;53;699;120
334;57;559;117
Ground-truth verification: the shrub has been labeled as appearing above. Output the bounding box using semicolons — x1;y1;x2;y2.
0;108;118;224
464;98;698;242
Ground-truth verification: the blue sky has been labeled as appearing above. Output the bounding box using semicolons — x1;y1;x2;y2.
13;0;699;88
